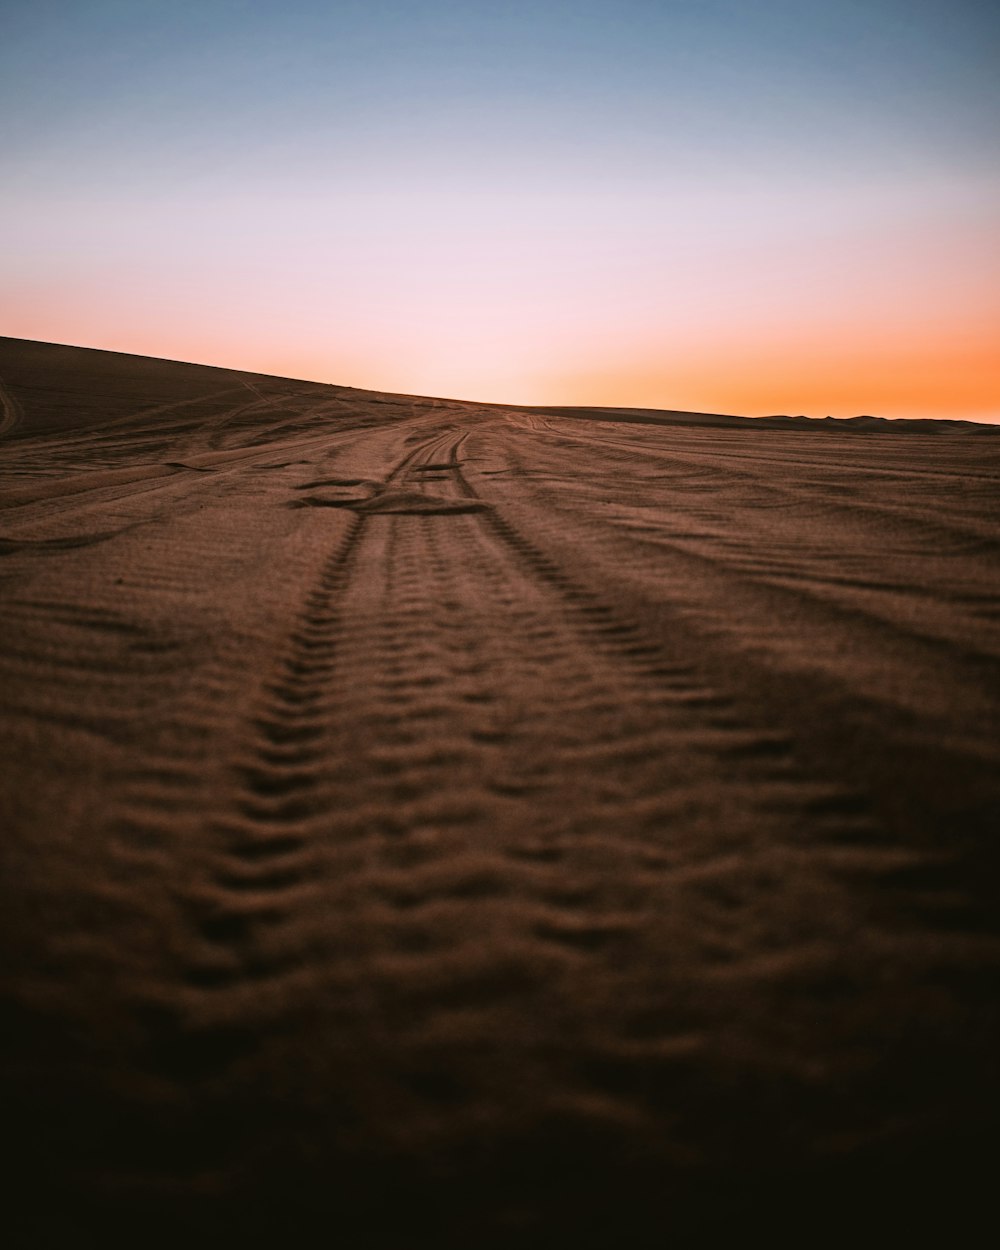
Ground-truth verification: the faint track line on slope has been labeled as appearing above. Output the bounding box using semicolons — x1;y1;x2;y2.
0;371;25;437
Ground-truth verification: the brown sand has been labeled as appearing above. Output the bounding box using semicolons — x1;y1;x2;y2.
2;336;999;1245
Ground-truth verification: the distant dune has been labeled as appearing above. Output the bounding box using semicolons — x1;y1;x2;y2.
2;336;999;1246
527;404;990;433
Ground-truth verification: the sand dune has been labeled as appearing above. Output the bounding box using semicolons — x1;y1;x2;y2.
1;336;999;1245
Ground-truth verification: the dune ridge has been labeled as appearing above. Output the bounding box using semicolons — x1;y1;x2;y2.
1;336;999;1245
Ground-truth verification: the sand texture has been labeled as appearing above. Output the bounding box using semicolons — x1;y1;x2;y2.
2;337;999;1245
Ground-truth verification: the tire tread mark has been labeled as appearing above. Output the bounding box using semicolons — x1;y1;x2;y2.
450;445;885;849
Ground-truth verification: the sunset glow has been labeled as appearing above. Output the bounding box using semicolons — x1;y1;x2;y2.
2;1;998;420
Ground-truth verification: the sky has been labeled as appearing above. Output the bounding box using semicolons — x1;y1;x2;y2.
2;0;998;419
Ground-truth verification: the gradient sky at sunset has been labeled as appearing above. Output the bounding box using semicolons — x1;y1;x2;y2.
2;1;998;419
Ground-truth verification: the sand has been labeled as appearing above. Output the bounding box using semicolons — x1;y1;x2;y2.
2;336;999;1246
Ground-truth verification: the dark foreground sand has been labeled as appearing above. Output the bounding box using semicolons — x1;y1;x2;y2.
2;337;999;1245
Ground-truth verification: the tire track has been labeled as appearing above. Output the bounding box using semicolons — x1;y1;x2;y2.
319;450;944;1195
87;425;479;1187
450;430;989;925
474;421;1000;734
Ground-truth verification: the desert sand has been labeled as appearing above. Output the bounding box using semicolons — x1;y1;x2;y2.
1;336;999;1245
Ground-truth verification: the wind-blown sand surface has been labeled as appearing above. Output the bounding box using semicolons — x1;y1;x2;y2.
2;336;999;1245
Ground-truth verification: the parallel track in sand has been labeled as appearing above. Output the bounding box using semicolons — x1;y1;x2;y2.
1;339;999;1245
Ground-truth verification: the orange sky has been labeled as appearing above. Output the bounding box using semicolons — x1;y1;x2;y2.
551;323;1000;421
